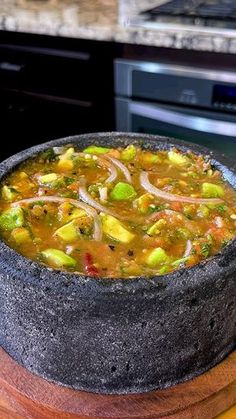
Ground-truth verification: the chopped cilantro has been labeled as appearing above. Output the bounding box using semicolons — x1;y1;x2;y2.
64;177;75;186
201;243;211;258
40;148;56;162
149;204;165;213
216;204;226;214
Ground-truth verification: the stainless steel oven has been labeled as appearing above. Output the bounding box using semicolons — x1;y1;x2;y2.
115;59;236;158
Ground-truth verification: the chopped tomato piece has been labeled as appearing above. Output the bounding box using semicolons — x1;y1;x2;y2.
170;202;183;212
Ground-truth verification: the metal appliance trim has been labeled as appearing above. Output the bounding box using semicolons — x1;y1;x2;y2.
129;101;236;137
116;59;236;85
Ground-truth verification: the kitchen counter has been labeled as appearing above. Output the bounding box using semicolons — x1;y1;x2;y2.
1;0;236;54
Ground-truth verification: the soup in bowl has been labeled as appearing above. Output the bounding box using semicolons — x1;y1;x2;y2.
0;133;235;394
0;137;235;278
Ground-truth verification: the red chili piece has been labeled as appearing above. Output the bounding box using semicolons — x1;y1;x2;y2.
84;252;99;276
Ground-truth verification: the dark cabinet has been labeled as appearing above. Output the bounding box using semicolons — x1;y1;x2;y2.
0;32;115;161
0;89;94;158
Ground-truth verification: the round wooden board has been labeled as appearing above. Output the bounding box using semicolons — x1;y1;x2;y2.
0;347;235;419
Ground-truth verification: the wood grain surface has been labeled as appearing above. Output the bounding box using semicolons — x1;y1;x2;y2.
0;347;235;419
217;404;236;419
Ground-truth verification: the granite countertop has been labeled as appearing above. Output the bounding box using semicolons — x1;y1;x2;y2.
1;0;236;54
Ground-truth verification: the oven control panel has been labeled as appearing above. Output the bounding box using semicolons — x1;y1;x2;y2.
212;85;236;112
115;59;236;114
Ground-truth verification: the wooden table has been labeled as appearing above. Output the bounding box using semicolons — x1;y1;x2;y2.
0;347;235;419
217;404;236;419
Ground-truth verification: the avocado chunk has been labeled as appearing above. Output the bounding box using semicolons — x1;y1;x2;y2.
100;214;135;243
158;266;169;275
172;257;189;267
197;204;210;218
1;185;18;201
134;193;154;214
60;147;75;159
147;219;167;236
168;150;188;166
38;173;62;188
175;228;191;240
58;159;74;171
202;182;224;198
83;146;111;155
110;182;137;201
41;249;76;268
38;173;58;184
58;203;86;223
54;221;78;242
19;171;28;180
11;227;31;244
121;145;136;161
0;207;24;231
142;152;161;164
57;147;75;171
69;208;87;220
146;247;169;268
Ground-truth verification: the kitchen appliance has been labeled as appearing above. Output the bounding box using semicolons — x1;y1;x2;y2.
115;59;236;157
141;0;236;29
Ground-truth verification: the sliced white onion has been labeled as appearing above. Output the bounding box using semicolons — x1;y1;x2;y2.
99;186;108;203
105;156;132;183
214;216;224;228
65;245;74;255
79;182;120;219
147;208;175;222
100;159;117;184
53;146;65;155
140;171;224;205
78;153;117;183
184;240;192;258
11;196;102;241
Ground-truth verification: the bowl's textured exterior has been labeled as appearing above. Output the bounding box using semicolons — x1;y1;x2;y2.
0;133;235;394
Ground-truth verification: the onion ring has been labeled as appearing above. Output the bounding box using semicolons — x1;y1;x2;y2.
105;156;132;183
140;172;223;205
78;153;117;183
11;196;102;241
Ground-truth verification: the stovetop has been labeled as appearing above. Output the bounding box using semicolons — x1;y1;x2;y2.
141;0;236;29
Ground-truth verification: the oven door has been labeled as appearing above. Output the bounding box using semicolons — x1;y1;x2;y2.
116;98;236;158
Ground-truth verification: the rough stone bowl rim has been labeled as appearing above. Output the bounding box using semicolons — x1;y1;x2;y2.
0;132;235;296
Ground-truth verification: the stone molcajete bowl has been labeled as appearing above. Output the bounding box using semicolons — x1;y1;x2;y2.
0;133;235;395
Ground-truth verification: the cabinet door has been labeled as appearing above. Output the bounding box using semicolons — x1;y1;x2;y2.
0;44;92;100
0;34;116;160
0;89;94;161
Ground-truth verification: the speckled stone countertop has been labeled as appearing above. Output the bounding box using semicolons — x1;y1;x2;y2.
1;0;236;54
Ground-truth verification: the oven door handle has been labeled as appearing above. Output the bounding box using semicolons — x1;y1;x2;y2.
129;101;236;137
